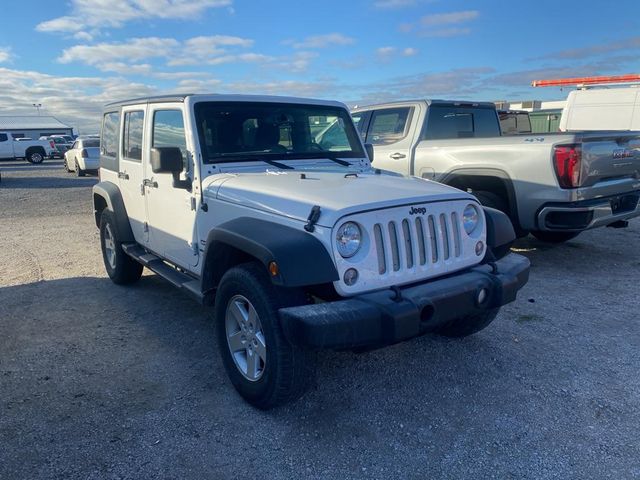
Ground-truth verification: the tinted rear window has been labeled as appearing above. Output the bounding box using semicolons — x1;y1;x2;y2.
423;105;500;140
83;139;100;148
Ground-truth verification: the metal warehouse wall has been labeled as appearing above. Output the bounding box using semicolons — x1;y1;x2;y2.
2;128;73;138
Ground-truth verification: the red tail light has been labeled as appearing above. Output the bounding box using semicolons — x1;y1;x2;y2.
81;149;88;158
553;144;581;188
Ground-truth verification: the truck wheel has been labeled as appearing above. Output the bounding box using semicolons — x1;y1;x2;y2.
99;210;143;285
26;150;44;164
473;190;527;238
215;262;313;409
531;231;580;243
433;308;499;338
75;160;85;177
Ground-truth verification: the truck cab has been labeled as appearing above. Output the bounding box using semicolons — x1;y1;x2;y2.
92;94;529;408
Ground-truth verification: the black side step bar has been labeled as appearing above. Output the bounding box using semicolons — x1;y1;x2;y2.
122;243;204;303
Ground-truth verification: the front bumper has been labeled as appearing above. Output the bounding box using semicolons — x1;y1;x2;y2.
279;253;530;349
536;191;640;231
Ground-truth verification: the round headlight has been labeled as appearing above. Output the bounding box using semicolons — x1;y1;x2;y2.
336;222;362;258
463;204;479;235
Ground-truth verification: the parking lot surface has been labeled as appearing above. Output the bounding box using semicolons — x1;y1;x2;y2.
1;160;639;479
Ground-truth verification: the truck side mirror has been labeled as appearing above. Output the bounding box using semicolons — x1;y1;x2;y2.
150;147;191;191
365;143;374;162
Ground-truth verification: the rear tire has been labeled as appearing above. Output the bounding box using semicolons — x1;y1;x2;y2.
26;150;44;164
99;209;143;285
432;308;499;338
215;262;313;409
531;231;580;243
63;158;71;172
75;160;85;177
473;190;527;238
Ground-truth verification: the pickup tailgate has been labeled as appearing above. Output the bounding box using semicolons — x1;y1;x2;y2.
578;132;640;187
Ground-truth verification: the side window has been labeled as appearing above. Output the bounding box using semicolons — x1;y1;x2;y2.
423;105;501;140
101;111;120;157
0;133;7;142
122;110;144;161
152;110;187;167
367;108;411;145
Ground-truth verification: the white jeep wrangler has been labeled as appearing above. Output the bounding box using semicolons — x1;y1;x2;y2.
92;94;530;409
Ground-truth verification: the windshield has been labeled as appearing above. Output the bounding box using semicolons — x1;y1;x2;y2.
194;102;365;163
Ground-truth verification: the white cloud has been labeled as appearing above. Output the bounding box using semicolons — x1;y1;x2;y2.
73;31;94;42
59;36;264;70
420;10;479;26
36;0;232;33
376;46;418;61
0;47;12;63
290;33;355;49
401;10;479;37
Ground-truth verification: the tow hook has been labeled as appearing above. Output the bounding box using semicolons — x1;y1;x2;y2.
607;220;629;229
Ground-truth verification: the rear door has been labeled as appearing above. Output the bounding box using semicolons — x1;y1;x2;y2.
117;106;148;244
0;133;13;159
362;106;415;174
143;105;198;269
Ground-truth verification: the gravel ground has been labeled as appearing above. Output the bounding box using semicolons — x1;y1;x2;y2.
1;160;639;480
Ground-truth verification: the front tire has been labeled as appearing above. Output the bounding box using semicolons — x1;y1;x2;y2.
99;210;143;285
531;231;580;243
215;262;312;409
432;308;499;338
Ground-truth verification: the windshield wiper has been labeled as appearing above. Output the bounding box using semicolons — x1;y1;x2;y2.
209;153;294;170
306;152;352;167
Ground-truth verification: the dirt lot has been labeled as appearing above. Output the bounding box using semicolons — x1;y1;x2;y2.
1;160;639;479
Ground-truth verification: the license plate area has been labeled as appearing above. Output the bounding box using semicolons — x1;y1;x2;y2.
610;194;640;214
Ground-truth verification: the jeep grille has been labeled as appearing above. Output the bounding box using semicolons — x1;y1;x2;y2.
372;212;462;274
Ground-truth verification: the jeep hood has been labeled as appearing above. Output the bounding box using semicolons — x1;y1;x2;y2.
204;170;473;227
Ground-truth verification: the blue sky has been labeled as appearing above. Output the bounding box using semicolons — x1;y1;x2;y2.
0;0;639;131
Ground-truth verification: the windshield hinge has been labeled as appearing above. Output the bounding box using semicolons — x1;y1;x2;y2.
304;205;321;232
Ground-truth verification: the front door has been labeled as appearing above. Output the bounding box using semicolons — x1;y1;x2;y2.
117;107;148;244
143;105;198;269
365;106;414;175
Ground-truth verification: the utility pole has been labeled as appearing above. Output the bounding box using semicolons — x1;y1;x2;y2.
32;103;42;115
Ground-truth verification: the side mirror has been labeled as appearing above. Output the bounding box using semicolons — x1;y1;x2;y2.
365;143;374;163
150;147;183;174
150;146;191;191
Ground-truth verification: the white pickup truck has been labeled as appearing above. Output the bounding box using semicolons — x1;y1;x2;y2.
0;132;56;163
352;100;640;242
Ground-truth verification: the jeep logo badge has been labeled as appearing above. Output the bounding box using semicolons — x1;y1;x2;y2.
409;206;427;215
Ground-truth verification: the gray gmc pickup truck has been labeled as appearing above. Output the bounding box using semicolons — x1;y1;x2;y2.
352;100;640;242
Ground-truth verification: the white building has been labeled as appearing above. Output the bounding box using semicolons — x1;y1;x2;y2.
0;116;73;139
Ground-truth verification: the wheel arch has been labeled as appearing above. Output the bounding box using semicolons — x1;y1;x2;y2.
441;168;521;229
201;218;339;294
92;181;134;242
25;146;46;158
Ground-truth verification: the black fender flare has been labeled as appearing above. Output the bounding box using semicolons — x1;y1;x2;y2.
483;206;515;258
92;181;135;242
202;218;339;291
441;168;520;228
